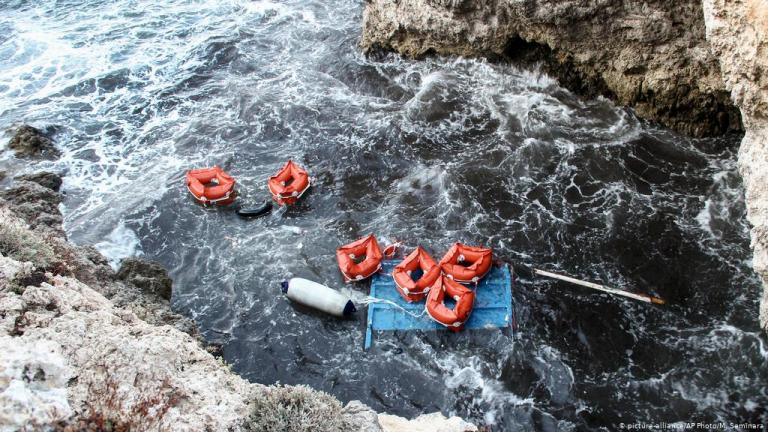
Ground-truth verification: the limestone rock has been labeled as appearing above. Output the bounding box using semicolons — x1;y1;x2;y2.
116;258;173;301
360;0;741;137
0;207;58;272
343;400;384;432
703;0;768;331
378;411;478;432
1;275;256;431
15;172;63;192
0;254;34;294
6;125;60;159
0;337;73;431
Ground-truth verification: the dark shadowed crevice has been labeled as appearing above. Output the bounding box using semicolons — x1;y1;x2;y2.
501;35;742;136
503;36;616;100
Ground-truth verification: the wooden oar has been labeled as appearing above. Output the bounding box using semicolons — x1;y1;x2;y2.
533;268;665;305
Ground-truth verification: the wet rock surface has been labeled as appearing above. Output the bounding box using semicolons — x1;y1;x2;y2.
15;171;63;192
6;125;60;158
117;257;174;301
360;0;742;137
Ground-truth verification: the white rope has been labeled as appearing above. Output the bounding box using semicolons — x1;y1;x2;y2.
358;296;428;319
340;263;382;283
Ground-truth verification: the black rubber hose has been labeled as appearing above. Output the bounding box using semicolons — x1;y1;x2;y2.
236;200;272;218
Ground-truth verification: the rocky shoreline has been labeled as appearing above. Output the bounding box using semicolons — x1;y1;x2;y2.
0;128;477;431
360;0;741;138
361;0;768;332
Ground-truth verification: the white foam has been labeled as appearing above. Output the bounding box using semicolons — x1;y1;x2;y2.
695;198;715;237
280;225;304;235
436;353;535;426
94;222;143;269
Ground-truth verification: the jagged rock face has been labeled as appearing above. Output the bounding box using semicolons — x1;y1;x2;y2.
1;274;258;431
0;181;63;236
703;0;768;332
360;0;741;137
0;337;73;429
14;172;63;192
6;125;59;159
117;258;174;301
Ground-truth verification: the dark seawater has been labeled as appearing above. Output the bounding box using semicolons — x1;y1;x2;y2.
1;1;766;429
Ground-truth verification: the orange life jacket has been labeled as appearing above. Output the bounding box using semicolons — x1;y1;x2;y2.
336;234;383;282
439;243;493;283
268;160;310;205
425;275;476;332
185;166;236;205
392;246;441;303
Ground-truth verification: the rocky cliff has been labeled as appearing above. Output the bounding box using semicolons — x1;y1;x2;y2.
360;0;741;137
0;153;477;430
703;0;768;332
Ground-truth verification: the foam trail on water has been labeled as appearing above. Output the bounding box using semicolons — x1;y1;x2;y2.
94;222;142;269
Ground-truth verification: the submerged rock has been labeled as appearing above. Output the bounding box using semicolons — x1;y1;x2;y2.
360;0;741;137
6;125;60;159
703;0;768;332
116;257;173;301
